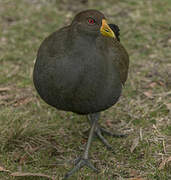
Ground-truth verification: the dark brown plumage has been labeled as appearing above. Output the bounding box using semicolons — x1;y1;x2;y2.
33;9;129;179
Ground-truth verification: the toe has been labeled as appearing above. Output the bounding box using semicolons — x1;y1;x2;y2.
95;129;113;150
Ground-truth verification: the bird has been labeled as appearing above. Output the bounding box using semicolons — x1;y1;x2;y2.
33;9;129;179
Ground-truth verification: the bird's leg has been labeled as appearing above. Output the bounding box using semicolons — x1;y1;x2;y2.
64;113;99;179
87;113;126;150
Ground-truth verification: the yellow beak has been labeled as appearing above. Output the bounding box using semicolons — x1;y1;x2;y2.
100;19;116;38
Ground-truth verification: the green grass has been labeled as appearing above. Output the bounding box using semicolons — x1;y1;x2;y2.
0;0;171;179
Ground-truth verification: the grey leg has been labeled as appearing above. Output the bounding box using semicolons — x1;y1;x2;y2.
87;113;127;150
64;113;100;179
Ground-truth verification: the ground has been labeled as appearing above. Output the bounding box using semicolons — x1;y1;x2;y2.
0;0;171;179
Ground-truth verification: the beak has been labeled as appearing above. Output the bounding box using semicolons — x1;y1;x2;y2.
100;19;116;38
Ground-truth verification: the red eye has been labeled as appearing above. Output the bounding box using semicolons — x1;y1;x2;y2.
88;18;95;24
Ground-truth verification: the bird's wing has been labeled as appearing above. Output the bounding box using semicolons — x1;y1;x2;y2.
109;40;129;85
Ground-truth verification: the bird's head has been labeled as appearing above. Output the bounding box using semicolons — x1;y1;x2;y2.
71;9;116;39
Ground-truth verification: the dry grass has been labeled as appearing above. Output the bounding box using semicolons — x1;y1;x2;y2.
0;0;170;179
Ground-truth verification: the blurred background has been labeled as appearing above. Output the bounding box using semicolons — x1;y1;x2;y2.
0;0;170;179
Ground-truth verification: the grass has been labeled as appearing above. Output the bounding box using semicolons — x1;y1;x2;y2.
0;0;171;179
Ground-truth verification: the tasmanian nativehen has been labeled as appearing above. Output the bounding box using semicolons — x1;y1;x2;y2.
33;9;129;178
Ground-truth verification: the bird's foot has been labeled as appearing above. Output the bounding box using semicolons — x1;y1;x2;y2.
94;125;127;150
99;126;127;138
64;157;98;179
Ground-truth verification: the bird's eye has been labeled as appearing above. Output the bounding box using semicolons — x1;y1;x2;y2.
87;18;95;24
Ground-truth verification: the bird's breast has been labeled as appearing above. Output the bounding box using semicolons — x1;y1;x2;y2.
34;46;122;114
